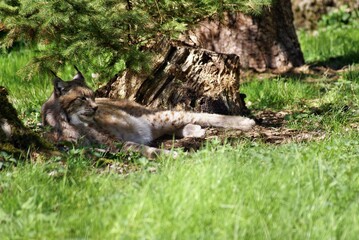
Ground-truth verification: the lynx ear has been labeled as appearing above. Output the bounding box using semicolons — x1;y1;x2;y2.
52;75;67;97
72;65;85;82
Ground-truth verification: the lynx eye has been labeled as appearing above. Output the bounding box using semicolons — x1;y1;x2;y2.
77;96;87;101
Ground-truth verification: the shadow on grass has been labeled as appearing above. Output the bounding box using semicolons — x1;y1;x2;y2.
310;51;359;70
257;50;359;82
285;102;353;130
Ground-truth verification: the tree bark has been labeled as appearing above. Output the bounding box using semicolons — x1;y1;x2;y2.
0;87;51;161
180;0;305;72
96;42;249;115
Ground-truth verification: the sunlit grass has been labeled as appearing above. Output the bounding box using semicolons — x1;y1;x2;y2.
1;132;359;239
298;26;359;65
241;77;320;110
0;49;50;117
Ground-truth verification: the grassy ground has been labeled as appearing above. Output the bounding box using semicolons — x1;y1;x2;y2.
0;20;359;239
1;133;359;239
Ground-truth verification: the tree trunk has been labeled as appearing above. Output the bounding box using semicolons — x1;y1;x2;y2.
0;87;51;162
96;42;249;115
180;0;305;72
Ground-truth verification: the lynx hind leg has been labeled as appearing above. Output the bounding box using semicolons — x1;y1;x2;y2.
214;116;255;131
193;113;256;131
175;124;206;138
233;117;256;131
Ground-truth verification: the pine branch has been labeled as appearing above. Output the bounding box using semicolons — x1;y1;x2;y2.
0;0;272;80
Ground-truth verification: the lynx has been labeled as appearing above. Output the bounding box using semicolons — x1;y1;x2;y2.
41;67;255;158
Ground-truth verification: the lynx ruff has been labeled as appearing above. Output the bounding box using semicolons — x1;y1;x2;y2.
41;67;255;158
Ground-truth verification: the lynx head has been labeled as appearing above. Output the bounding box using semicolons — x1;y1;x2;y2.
52;66;98;125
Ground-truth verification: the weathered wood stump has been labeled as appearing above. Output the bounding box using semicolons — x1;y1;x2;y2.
96;43;249;115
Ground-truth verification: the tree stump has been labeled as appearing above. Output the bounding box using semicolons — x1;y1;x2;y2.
96;43;249;115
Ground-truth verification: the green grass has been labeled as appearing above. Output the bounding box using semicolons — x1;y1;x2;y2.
241;64;358;131
344;65;359;83
241;74;358;131
298;25;359;67
1;16;359;240
0;48;50;125
1;132;359;239
241;77;320;110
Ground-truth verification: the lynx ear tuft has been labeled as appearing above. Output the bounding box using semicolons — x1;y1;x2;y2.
73;65;85;82
49;70;66;96
52;76;67;97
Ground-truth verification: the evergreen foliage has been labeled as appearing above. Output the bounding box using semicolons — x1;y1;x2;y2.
0;0;272;79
